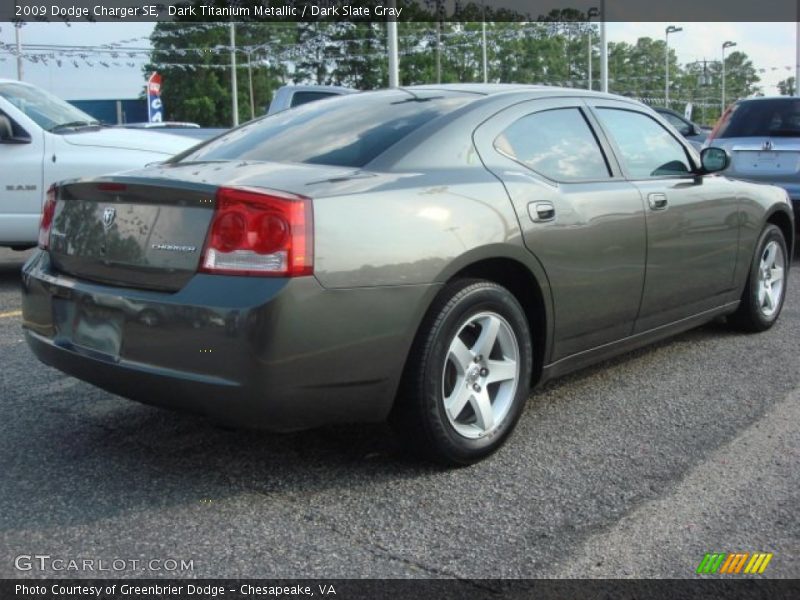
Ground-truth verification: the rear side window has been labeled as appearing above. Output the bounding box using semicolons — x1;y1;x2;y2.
715;99;800;138
175;90;473;168
494;108;610;181
290;91;341;108
596;108;692;178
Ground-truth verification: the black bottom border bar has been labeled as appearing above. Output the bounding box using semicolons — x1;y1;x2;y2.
2;579;800;600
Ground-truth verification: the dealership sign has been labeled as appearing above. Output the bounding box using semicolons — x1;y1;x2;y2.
147;72;163;123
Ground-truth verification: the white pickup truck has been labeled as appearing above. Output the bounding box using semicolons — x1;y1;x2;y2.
0;79;197;249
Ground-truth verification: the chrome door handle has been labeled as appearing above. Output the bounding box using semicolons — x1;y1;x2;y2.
648;193;668;210
528;201;555;222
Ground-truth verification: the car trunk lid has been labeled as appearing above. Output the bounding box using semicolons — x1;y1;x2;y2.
722;138;800;183
46;162;385;291
49;179;217;292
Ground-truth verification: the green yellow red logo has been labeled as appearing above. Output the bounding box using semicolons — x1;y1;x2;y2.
696;552;773;574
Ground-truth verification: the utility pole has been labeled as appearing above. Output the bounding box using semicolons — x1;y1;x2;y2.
247;50;254;120
721;41;737;112
387;0;399;87
796;21;800;96
436;21;442;84
435;0;443;84
230;22;239;127
587;7;599;90
665;25;683;107
481;22;488;83
15;23;23;81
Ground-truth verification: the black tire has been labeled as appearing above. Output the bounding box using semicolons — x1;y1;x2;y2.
729;224;788;332
392;279;533;466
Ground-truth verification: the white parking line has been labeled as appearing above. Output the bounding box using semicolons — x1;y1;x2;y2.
0;310;21;319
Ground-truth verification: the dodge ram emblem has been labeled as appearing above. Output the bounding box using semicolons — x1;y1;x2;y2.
102;207;116;229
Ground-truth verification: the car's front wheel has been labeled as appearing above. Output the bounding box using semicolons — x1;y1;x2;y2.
394;279;533;465
729;223;788;332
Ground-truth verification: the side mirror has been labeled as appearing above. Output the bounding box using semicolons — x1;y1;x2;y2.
699;147;730;174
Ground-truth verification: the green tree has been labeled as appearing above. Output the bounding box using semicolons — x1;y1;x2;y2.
327;22;388;89
778;76;796;96
723;50;761;101
144;17;768;129
146;21;295;126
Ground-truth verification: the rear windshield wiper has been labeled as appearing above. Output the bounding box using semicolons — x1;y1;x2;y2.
48;120;103;132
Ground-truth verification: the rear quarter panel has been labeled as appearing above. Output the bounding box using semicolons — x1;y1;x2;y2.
732;178;795;286
312;170;526;288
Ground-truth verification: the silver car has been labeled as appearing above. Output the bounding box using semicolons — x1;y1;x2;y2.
707;96;800;228
22;85;794;465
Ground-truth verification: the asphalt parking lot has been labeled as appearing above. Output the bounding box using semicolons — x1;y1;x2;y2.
0;247;798;579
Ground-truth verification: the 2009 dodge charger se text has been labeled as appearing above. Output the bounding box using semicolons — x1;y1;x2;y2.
21;85;795;464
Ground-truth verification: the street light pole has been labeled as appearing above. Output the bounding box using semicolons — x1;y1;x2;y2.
600;0;607;92
665;25;683;108
721;41;737;112
587;7;599;90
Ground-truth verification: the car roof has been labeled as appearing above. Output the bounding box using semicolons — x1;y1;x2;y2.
278;84;356;94
404;83;636;102
0;79;36;87
734;96;796;104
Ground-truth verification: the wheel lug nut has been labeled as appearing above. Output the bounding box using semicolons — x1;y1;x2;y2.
472;384;481;392
480;368;488;377
474;355;482;363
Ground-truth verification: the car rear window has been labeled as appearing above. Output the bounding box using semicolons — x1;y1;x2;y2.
715;99;800;138
174;90;473;168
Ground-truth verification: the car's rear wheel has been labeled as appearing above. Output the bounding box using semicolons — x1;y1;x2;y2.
393;279;533;465
729;224;788;332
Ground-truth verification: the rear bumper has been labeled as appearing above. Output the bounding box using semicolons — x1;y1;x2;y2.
22;251;438;431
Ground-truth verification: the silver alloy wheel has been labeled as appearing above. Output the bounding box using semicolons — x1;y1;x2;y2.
757;240;786;318
441;311;520;439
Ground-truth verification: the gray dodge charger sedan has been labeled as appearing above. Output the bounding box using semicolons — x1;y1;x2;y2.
22;85;795;465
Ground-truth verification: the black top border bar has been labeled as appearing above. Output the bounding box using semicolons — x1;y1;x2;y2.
4;0;800;23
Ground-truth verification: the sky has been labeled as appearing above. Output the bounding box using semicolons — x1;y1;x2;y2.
0;21;795;100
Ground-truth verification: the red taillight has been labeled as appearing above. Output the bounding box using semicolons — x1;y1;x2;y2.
200;186;313;277
38;185;57;250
